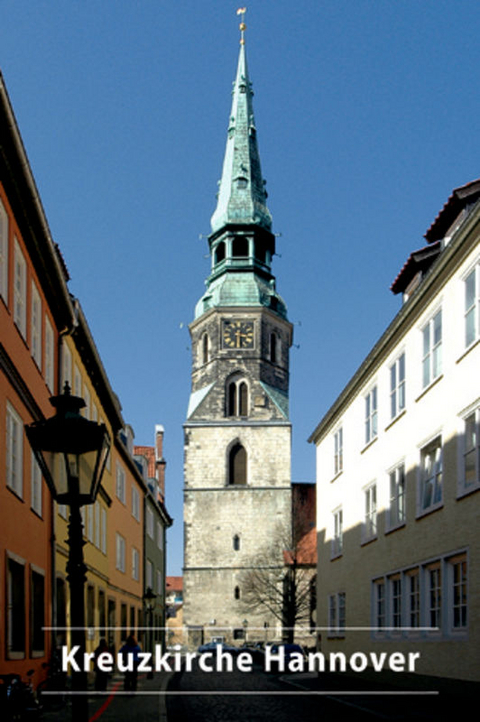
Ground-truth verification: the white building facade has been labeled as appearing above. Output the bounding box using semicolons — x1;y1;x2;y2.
310;179;480;682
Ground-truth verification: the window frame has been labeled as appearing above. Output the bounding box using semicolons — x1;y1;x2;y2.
333;426;343;476
364;385;378;446
116;463;126;504
464;263;479;349
116;533;126;573
421;308;442;389
362;482;377;543
6;401;24;498
30;279;42;369
328;592;346;637
13;237;27;338
0;195;8;303
418;435;443;516
389;351;406;420
387;461;406;531
331;507;343;559
459;406;480;496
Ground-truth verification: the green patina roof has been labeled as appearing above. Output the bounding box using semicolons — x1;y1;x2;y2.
210;41;271;234
195;271;287;319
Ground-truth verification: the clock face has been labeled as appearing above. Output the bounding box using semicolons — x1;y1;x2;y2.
222;320;254;349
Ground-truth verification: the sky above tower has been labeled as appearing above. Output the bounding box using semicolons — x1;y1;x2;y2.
2;1;480;575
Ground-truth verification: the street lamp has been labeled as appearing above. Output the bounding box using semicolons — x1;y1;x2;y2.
142;587;157;679
26;383;110;722
242;619;248;645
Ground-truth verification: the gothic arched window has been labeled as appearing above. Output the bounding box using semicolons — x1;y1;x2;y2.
227;378;248;417
233;534;240;551
229;444;247;485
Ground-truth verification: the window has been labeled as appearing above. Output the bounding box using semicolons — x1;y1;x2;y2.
132;486;140;521
157;521;163;550
146;506;154;538
227;377;248;417
450;555;467;630
31;452;42;516
116;463;126;503
116;534;126;572
61;343;72;390
7;557;25;658
364;386;377;444
374;581;385;630
333;427;343;475
31;281;42;368
87;505;94;542
82;385;91;419
87;586;95;629
464;266;479;347
73;364;82;397
420;436;442;513
390;576;402;628
407;572;420;628
44;316;54;392
390;352;405;418
146;559;153;588
234;586;241;600
6;401;23;497
232;237;249;257
363;483;377;542
0;196;8;302
462;410;480;492
95;501;101;548
233;534;240;551
373;552;468;639
228;443;247;485
214;241;225;264
202;333;209;364
133;549;140;581
427;565;441;629
101;508;107;554
270;332;278;363
13;238;26;338
422;310;442;388
328;592;345;636
388;463;406;529
331;508;343;558
156;570;163;595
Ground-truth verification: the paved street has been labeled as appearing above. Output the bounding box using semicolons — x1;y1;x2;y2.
38;662;477;722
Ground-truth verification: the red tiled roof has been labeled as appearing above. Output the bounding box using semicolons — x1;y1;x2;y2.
390;241;441;295
424;178;480;243
166;576;183;592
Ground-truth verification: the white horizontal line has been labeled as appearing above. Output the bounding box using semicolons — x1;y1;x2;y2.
42;690;440;697
42;626;439;632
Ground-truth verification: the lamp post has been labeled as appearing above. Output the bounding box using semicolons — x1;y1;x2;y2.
242;619;248;645
26;383;110;722
143;587;157;679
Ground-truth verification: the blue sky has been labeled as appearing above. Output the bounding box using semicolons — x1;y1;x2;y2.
2;1;480;575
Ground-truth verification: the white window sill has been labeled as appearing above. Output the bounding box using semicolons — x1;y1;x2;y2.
384;408;406;432
415;374;443;403
361;436;378;454
416;501;443;520
456;336;480;365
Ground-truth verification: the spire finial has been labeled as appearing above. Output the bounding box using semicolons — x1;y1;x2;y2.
237;7;247;45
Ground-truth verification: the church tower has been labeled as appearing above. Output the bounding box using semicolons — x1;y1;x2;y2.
183;13;293;647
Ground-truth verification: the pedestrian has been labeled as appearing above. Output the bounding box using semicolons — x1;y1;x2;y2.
119;635;142;691
93;638;109;691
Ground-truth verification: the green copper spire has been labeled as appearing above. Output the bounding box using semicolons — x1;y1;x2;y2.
210;22;272;234
194;12;288;321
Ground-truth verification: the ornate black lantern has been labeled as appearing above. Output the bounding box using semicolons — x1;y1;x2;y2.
26;383;110;504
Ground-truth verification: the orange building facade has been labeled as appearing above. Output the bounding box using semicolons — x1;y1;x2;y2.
0;70;171;689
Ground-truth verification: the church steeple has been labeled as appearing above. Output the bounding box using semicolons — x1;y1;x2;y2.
210;20;272;234
195;11;287;321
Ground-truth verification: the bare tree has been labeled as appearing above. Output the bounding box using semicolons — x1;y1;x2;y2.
238;519;316;643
